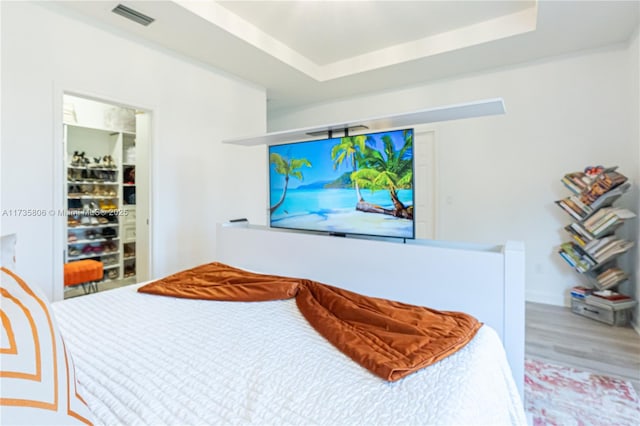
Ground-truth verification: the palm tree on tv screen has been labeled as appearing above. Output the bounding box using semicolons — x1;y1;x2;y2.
269;152;311;214
331;135;367;202
351;130;413;219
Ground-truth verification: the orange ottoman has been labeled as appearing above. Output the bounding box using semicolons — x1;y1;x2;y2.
64;260;103;293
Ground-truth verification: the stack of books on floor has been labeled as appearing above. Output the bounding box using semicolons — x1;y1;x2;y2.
570;286;592;300
570;286;636;326
585;290;637;310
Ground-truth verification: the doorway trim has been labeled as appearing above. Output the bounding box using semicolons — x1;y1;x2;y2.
52;84;156;301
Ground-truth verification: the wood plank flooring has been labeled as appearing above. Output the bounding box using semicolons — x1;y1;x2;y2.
526;302;640;392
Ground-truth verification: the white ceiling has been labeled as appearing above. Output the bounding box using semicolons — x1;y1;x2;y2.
54;1;639;114
216;1;535;66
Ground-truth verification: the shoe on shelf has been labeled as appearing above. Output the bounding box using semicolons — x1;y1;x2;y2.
68;199;81;209
80;152;90;167
124;244;135;258
71;151;82;167
68;233;77;242
68;185;82;197
68;247;80;257
102;228;117;239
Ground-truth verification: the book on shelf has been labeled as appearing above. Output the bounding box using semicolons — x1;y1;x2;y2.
572;242;597;264
561;177;583;195
569;232;587;247
583;235;617;256
564;197;587;217
556;185;631;222
583;207;614;229
584;207;635;236
556;199;585;221
594;267;628;290
586;182;631;211
566;223;595;242
593;240;634;264
597;171;627;190
591;218;624;239
569;195;592;215
562;167;619;194
558;239;633;273
558;242;595;272
580;171;628;205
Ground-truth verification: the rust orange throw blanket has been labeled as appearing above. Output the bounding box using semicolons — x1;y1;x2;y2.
138;262;482;381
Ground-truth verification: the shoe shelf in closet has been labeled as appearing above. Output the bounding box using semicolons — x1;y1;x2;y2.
65;122;127;287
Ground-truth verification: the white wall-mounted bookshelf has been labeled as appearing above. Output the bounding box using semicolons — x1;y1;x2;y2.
223;98;505;146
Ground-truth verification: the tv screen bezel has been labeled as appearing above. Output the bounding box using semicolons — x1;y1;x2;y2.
267;127;416;240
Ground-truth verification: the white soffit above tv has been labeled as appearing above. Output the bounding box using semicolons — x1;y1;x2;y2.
223;98;506;146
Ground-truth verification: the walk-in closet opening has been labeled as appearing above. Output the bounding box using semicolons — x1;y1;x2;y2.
62;93;151;298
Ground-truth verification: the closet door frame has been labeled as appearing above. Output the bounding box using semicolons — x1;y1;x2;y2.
52;85;156;301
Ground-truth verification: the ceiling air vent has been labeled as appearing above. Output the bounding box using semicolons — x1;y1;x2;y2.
112;4;155;26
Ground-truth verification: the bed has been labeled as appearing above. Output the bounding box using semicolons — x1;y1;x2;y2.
1;225;526;425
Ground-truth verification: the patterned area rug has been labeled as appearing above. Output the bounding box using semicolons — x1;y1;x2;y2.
525;358;640;426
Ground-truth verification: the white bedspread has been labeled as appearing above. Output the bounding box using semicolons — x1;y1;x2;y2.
53;284;526;426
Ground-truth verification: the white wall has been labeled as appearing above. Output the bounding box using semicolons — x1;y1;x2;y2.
0;2;267;301
269;42;639;308
631;26;640;330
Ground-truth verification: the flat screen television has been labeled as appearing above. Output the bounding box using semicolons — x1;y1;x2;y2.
268;128;414;239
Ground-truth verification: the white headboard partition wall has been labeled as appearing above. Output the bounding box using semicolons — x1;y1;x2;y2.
216;223;525;399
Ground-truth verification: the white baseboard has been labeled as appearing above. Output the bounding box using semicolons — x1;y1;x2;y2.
526;289;565;307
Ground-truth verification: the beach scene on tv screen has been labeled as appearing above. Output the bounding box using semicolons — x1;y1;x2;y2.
269;129;414;238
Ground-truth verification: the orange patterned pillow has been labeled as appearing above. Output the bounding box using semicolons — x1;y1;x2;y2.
0;267;94;425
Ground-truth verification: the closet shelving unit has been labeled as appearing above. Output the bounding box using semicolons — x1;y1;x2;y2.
64;121;138;296
555;166;636;325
